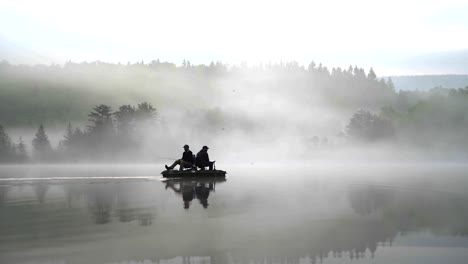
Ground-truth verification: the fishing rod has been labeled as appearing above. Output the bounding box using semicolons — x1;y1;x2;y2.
153;155;178;161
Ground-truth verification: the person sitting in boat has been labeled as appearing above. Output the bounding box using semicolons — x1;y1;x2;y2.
165;144;194;171
195;146;215;170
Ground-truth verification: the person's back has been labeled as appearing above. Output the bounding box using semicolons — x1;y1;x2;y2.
196;150;209;164
195;146;214;170
182;149;194;163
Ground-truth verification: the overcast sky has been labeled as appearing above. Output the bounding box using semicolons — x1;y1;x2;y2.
1;0;467;75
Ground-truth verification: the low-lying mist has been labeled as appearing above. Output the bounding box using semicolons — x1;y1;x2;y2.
1;60;468;164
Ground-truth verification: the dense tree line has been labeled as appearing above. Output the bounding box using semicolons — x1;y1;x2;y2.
346;87;468;149
0;102;156;163
0;60;395;127
1;59;468;157
0;125;28;163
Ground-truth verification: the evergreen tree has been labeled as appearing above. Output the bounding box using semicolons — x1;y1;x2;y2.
387;77;395;91
136;102;157;121
62;122;74;148
114;105;137;151
0;125;13;162
87;105;115;158
115;105;137;133
32;124;52;161
347;110;394;141
74;127;84;139
87;105;114;133
368;68;377;80
16;137;28;162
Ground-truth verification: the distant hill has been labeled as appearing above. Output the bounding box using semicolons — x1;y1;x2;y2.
388;75;468;91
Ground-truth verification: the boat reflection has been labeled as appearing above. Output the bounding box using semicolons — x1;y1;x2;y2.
163;177;227;209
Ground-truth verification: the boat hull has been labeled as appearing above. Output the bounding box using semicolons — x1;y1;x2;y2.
161;169;226;178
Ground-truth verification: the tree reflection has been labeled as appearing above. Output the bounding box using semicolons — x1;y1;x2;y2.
34;183;49;204
87;186;114;224
0;185;9;205
80;182;158;226
348;185;468;236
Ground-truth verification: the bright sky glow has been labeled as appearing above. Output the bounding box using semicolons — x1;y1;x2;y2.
1;0;467;74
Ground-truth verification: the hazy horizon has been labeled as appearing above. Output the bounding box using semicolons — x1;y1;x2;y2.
1;0;468;75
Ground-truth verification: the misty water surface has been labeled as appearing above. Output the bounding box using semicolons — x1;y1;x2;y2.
1;164;468;264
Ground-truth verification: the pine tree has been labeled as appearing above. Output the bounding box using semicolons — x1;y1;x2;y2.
16;137;28;162
0;125;13;162
87;105;115;158
32;124;52;161
387;77;395;91
347;110;394;141
115;105;136;133
87;105;114;134
62;122;74;148
136;102;157;121
114;105;137;152
368;68;377;80
308;61;316;72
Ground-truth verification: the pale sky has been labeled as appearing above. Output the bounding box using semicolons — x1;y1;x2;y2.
1;0;467;75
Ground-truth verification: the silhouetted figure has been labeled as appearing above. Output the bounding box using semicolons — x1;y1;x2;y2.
182;184;195;209
195;183;211;208
195;146;214;170
165;180;195;209
165;179;225;209
165;144;194;171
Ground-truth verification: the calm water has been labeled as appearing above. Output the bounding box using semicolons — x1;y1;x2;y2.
1;164;468;264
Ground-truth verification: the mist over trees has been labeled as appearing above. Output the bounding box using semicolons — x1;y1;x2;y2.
32;124;53;161
1;60;468;162
0;125;30;163
346;110;394;142
0;102;157;163
0;60;395;127
389;75;468;91
56;102;157;162
0;125;14;162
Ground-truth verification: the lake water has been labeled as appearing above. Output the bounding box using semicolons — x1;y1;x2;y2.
1;164;468;264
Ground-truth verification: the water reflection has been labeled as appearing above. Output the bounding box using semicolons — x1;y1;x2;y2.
34;182;49;204
0;185;9;205
1;166;468;264
87;185;114;224
348;185;468;237
164;178;226;209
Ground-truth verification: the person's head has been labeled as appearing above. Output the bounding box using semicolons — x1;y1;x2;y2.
202;145;209;152
183;144;190;151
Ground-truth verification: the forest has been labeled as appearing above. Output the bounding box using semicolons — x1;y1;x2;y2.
1;60;468;163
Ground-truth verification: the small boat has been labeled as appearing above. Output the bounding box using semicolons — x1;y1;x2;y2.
161;169;227;178
161;176;227;184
